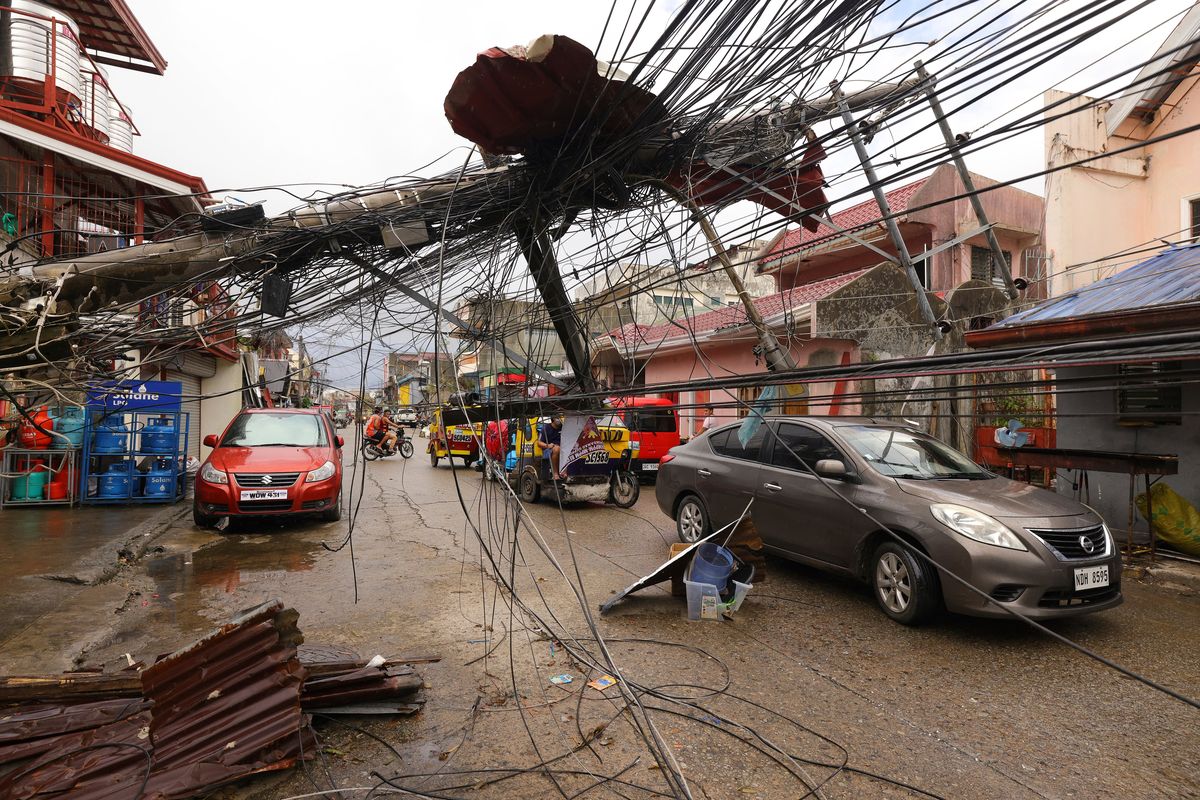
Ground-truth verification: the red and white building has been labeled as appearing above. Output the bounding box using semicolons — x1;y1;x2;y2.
0;1;241;455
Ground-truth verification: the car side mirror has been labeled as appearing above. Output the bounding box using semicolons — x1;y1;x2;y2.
203;434;218;448
815;459;848;479
335;435;345;448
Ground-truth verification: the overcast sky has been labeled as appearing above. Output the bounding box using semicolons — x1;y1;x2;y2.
112;0;1195;388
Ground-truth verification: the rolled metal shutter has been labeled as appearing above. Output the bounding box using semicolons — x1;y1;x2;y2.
164;370;203;458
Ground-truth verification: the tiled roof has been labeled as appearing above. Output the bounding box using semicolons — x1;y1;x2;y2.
988;242;1200;329
606;269;867;350
759;178;927;269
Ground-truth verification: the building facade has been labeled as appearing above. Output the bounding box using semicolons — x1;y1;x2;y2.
575;240;774;331
1041;4;1200;296
0;1;247;456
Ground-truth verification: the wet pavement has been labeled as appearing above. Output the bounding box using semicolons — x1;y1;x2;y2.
1;454;1198;798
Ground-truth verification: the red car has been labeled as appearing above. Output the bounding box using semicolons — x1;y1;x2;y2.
607;396;681;481
193;408;344;528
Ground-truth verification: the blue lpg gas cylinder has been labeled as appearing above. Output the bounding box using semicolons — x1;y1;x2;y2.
97;462;132;498
142;458;176;498
93;416;129;454
140;416;176;454
52;406;86;449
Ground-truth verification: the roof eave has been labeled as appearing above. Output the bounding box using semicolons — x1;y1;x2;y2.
966;303;1200;348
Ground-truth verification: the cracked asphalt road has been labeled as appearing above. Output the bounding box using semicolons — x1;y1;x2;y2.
2;452;1197;799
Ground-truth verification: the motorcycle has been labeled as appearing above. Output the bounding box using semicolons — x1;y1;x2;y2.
362;433;414;461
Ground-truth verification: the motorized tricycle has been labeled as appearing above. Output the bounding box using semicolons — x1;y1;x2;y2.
427;405;482;467
506;413;640;508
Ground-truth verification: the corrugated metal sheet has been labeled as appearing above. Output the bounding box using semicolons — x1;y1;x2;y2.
989;243;1200;329
0;600;312;800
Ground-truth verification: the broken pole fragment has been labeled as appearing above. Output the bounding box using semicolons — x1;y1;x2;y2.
513;216;597;393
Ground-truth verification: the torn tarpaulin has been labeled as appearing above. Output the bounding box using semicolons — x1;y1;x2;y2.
444;34;665;158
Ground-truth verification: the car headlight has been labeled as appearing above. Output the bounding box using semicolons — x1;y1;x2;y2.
930;503;1027;550
199;462;227;485
306;460;336;483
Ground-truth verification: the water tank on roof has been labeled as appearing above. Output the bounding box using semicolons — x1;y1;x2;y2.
0;0;82;100
80;66;111;142
108;98;133;152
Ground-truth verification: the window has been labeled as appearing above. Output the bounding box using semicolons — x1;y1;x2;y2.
839;425;988;479
769;423;844;471
736;384;808;416
624;409;677;433
1190;198;1200;241
970;246;1012;288
221;413;328;447
708;424;766;461
1117;362;1182;425
653;294;694;309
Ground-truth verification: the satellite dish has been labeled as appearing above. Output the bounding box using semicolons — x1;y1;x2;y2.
993;418;1029;448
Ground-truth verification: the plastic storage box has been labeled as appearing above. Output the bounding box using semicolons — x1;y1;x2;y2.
683;558;754;621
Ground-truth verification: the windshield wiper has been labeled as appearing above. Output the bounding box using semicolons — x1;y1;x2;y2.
891;473;934;480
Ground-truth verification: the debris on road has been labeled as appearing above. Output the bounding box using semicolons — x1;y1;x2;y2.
599;517;764;615
0;600;430;798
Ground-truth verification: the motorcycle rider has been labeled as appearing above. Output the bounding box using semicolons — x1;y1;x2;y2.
365;407;398;454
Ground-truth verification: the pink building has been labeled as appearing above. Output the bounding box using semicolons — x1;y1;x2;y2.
592;164;1044;438
759;163;1045;299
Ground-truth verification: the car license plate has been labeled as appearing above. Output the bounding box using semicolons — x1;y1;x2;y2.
1073;565;1109;591
642;463;659;471
240;489;288;501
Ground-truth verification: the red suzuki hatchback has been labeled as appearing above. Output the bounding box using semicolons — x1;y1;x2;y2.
193;408;343;528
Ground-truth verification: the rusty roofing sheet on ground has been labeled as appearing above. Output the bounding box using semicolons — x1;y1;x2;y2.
0;599;312;800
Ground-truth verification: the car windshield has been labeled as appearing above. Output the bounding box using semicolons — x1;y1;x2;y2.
221;413;327;447
594;413;628;429
838;425;990;480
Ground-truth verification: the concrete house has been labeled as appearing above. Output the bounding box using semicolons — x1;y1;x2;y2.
593;164;1045;443
1041;3;1200;295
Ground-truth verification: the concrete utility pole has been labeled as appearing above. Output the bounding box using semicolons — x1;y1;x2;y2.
915;61;1018;300
513;217;598;394
639;177;798;373
834;81;943;339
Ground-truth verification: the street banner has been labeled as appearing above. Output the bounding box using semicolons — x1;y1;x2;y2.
561;414;607;469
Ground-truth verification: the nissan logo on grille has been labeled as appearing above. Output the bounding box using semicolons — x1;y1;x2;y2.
261;475;273;485
1079;535;1095;554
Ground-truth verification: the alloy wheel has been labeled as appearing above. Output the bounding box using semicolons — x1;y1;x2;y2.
875;552;912;614
679;502;704;542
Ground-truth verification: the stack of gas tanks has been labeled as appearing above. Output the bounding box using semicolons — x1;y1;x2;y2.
2;404;82;506
80;410;187;504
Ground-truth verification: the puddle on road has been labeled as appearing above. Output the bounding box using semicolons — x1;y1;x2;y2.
144;528;323;632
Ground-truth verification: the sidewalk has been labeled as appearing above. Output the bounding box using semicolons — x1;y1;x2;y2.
1128;553;1200;594
0;501;188;664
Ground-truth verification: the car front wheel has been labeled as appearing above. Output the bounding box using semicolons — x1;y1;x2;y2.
871;541;939;625
320;492;342;522
675;495;709;543
193;503;218;529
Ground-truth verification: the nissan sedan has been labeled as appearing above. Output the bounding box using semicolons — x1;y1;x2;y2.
656;417;1122;624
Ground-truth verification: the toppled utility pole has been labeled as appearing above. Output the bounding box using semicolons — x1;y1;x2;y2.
513;218;598;393
833;81;943;340
916;61;1019;300
638;177;798;374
